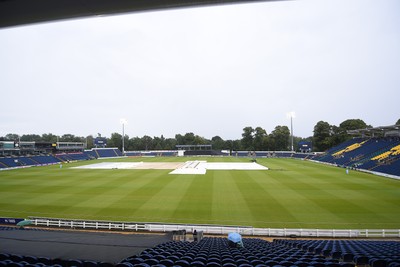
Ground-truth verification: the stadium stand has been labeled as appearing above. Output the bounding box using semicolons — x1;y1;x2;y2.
91;148;124;158
0;149;122;169
84;150;98;159
0;157;20;168
118;237;400;267
3;232;399;267
311;137;400;177
183;150;225;156
312;138;363;164
125;151;177;157
30;155;60;165
55;152;92;162
1;136;398;177
18;157;39;166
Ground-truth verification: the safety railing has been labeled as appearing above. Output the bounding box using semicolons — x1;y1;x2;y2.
28;217;400;238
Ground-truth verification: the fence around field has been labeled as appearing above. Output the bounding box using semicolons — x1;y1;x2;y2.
28;217;400;238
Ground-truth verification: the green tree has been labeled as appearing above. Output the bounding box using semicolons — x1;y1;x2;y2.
175;134;185;145
85;135;94;149
4;133;20;141
253;127;267;151
313;121;332;151
396;119;400;125
20;134;42;141
108;132;122;149
339;119;368;131
270;125;290;151
164;138;177;150
232;140;241;151
152;136;164;150
128;137;142;150
60;134;83;142
184;132;196;144
330;119;369;146
193;135;207;145
142;135;153;150
41;133;58;142
241;127;254;150
211;136;225;150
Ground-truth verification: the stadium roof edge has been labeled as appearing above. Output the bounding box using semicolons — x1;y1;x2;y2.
0;0;287;29
347;124;400;137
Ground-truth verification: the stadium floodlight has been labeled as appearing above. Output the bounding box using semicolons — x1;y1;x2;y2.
286;112;296;152
120;119;127;155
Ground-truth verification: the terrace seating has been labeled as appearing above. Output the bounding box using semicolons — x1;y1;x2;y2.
312;137;400;176
0;157;20;168
0;155;69;169
184;150;225;156
84;150;98;159
0;150;95;170
314;138;363;163
1;234;399;267
119;237;400;267
55;152;92;162
372;158;400;176
90;148;123;158
0;253;113;267
371;145;400;161
31;155;60;165
274;239;400;267
18;156;39;166
332;141;365;157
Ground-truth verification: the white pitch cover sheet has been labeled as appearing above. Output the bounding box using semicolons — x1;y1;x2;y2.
75;161;268;175
169;161;268;175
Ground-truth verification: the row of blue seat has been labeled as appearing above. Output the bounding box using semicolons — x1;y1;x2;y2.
1;236;399;267
119;237;400;267
0;148;123;169
311;137;400;176
0;253;113;267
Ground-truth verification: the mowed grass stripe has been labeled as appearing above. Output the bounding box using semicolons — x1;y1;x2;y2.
0;167;104;216
0;158;399;228
168;174;214;224
233;170;299;227
57;169;164;219
269;167;362;228
211;170;256;226
250;170;343;228
296;163;400;227
81;170;174;220
130;173;195;222
41;169;150;217
264;159;400;228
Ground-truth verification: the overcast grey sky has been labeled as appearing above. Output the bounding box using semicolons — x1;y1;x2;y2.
1;0;399;140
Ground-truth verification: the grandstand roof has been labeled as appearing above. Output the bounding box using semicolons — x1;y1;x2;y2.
176;144;212;150
0;0;282;28
347;124;400;137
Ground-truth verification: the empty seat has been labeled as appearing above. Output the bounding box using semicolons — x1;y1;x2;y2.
354;256;369;266
370;259;388;267
174;259;190;267
159;259;174;267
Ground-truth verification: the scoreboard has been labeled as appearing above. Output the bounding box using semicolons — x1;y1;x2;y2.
94;137;107;147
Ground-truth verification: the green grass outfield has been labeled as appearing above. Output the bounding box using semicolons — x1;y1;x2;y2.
0;157;399;229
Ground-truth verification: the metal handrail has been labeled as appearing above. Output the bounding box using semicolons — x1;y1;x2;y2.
28;217;400;238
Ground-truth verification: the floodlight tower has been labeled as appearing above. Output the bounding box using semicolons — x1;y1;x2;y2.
286;112;295;152
120;119;127;155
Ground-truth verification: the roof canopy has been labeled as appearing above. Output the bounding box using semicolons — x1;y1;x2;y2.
0;0;281;28
347;125;400;137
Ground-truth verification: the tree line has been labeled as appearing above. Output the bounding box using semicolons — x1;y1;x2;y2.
2;119;399;152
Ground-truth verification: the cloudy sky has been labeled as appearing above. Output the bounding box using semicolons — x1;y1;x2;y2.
1;0;399;140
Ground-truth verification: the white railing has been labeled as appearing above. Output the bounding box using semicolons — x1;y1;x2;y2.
28;217;400;238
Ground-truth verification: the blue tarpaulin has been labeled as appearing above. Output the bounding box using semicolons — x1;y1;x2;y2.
228;232;242;243
16;219;33;227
